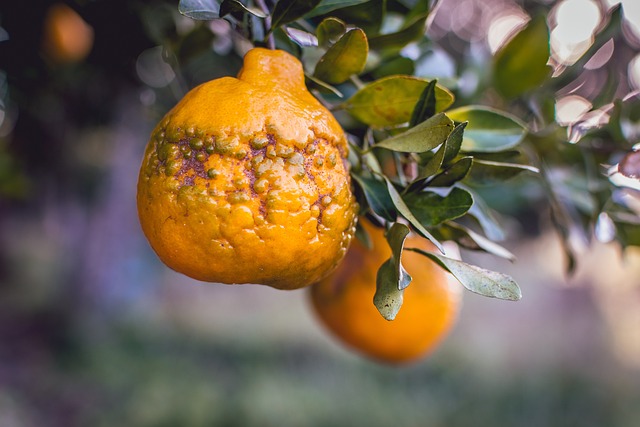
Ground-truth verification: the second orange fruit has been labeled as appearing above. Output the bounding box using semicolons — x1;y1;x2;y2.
310;221;462;364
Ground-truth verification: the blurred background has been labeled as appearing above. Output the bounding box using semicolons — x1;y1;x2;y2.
2;0;640;425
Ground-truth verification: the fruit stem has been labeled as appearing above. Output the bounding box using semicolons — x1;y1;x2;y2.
254;0;275;49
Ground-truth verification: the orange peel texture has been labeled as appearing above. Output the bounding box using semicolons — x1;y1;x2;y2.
137;48;358;290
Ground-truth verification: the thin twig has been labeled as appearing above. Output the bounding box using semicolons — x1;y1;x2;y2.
254;0;275;49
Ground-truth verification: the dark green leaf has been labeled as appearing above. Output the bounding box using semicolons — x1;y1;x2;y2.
352;174;397;221
443;122;467;164
219;0;266;18
316;17;346;47
403;188;473;227
372;57;415;79
447;106;527;153
314;29;368;85
355;220;373;249
428;157;472;187
493;15;551;98
383;176;444;253
410;79;437;127
468;159;539;184
179;0;220;20
306;0;371;18
408;248;522;301
386;223;413;290
407;137;447;192
271;0;322;29
372;113;454;152
369;11;429;51
374;259;404;320
284;27;318;47
342;76;454;127
314;0;384;35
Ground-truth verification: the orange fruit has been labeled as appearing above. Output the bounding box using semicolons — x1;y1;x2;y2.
42;3;94;64
137;48;358;290
310;220;462;364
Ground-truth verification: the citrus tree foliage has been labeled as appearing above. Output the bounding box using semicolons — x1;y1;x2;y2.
174;0;639;319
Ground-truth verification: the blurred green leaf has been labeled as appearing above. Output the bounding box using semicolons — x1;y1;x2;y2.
408;248;522;300
493;15;551;98
372;57;415;79
428;157;472;187
179;0;220;20
386;222;413;290
272;0;322;29
464;186;506;241
305;74;343;97
352;173;397;221
284;27;318;47
438;222;516;261
219;0;266;18
306;0;372;17
355;220;373;249
314;29;368;85
373;113;453;153
447;106;527;153
468;159;539;184
383;176;444;252
410;79;437;127
343;76;454;127
318;0;385;35
316;17;346;46
369;11;429;51
374;259;404;320
403;188;473;227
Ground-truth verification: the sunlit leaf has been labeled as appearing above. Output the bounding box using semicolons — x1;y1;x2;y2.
373;113;453;153
408;248;522;301
342;76;454;127
306;0;371;18
352;174;397;221
410;79;437;127
374;259;404;320
179;0;220;20
428;157;472;187
447;106;527;153
284;27;318;47
316;17;346;46
314;29;368;84
493;15;551;98
271;0;322;29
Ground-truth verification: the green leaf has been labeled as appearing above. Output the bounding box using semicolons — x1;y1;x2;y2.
464;186;506;241
369;11;429;51
408;137;447;192
386;223;413;290
316;17;346;47
271;0;322;29
403;188;473;227
408;249;522;301
314;0;384;35
355;220;373;249
374;259;404;320
443;122;467;164
284;27;318;47
382;176;444;253
342;76;454;127
314;29;368;85
179;0;220;20
447;106;527;153
306;0;371;18
468;159;539;184
372;57;415;79
352;174;397;222
410;79;437;127
428;157;472;187
219;0;266;18
493;15;551;98
305;74;343;97
438;222;516;261
372;113;454;153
